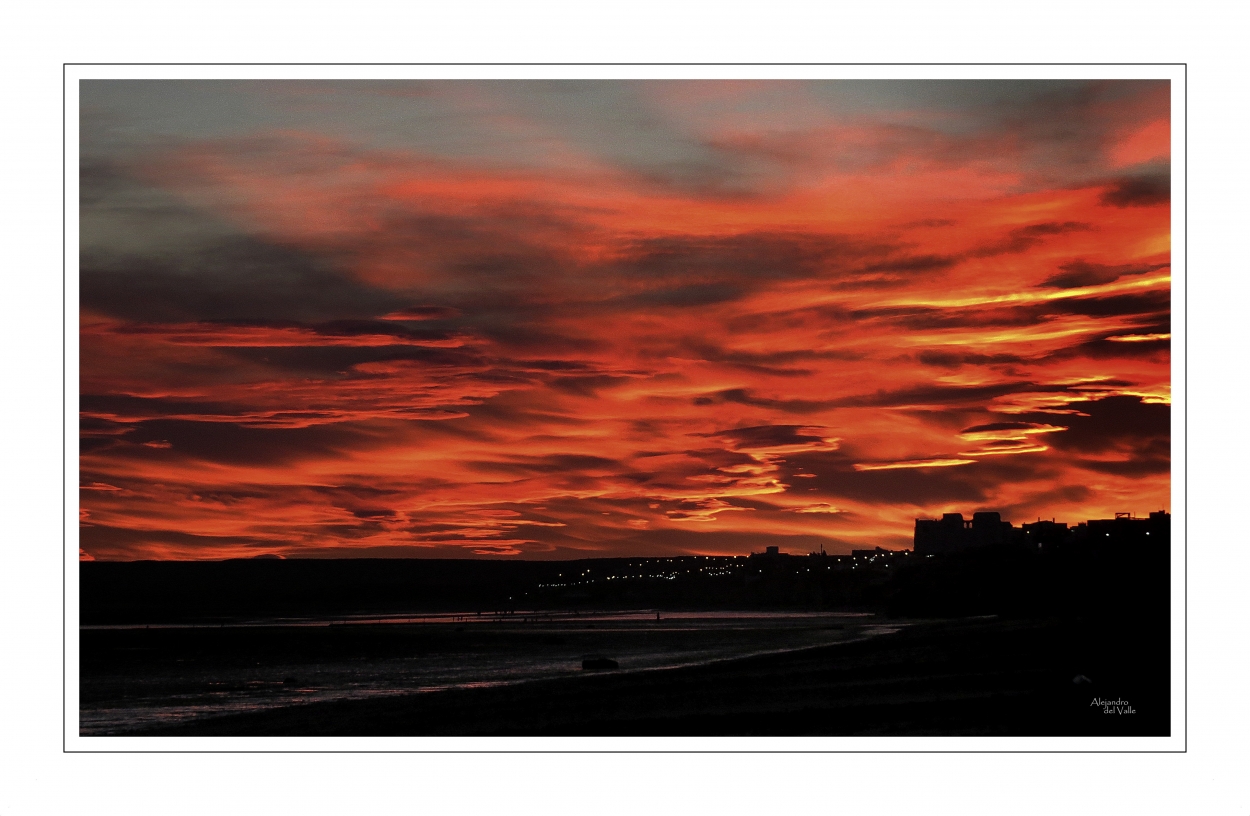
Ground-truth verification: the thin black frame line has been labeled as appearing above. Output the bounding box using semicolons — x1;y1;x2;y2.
60;65;1190;759
70;748;1185;755
62;61;68;755
65;61;1186;66
1182;63;1188;752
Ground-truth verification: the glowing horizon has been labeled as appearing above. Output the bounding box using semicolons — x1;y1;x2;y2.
79;80;1171;560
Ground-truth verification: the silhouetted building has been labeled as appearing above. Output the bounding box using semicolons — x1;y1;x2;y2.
1074;511;1170;553
748;545;793;575
914;511;1014;554
748;546;789;564
914;513;971;554
917;509;1171;556
1020;519;1069;550
970;511;1012;547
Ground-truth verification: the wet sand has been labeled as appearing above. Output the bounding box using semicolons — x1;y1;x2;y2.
81;611;881;734
139;614;1169;736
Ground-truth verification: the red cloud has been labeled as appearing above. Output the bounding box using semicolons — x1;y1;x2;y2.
80;82;1171;560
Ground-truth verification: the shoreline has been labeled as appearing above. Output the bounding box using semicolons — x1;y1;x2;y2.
126;614;1169;737
85;614;895;735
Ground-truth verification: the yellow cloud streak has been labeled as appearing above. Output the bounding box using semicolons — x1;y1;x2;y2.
886;273;1171;311
960;425;1067;442
853;458;975;471
959;444;1049;457
898;320;1101;348
1106;332;1171;343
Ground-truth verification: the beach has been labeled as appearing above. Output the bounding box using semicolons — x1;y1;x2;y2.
82;610;889;735
133;614;1169;737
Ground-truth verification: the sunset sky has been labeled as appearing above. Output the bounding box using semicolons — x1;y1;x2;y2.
78;79;1171;561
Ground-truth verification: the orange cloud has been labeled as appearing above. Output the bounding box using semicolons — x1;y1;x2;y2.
79;81;1172;559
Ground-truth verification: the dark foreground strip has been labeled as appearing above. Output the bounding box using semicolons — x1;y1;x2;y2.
135;615;1168;737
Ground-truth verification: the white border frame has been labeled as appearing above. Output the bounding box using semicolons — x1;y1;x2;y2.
64;63;1186;753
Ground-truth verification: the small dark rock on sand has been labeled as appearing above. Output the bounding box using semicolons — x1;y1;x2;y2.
582;657;619;671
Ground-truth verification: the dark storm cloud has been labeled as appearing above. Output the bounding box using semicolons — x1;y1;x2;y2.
81;232;405;324
84;79;1167;199
678;341;862;377
80;414;132;439
81;393;244;421
1121;315;1172;336
627;156;767;199
1099;173;1170;207
81;438;120;454
674;446;765;470
708;81;1167;194
723;302;853;335
968;221;1094;258
609;232;949;297
470;323;611;355
79;522;275;556
781;449;988;507
856;304;1043;332
186;487;280;504
1076;439;1171;478
695;424;832;450
859;254;958;273
831;276;925;292
446;394;594;430
1017;396;1169;455
917;350;1029;368
296;319;462;343
979;438;1035;449
1063;336;1170;361
694;380;1058;413
549;374;638;396
513;359;601;373
465;453;627;476
217;344;491;377
381;306;462;321
1040;259;1168;289
1017;291;1170;362
832;381;1054;409
110;318;465;345
342;210;581;289
619;282;747;308
994;484;1095;522
347;507;399;520
988;80;1168;183
80;164;406;323
79;158;137;207
308;484;408;500
1044;291;1170;320
614;232;854;280
694;388;837;414
118;419;374;466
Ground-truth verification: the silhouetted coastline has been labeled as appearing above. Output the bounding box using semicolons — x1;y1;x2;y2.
81;509;1172;737
131;615;1168;737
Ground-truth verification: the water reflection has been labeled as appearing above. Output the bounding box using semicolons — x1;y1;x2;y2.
80;610;898;735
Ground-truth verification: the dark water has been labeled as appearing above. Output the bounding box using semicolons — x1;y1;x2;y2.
80;610;899;735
